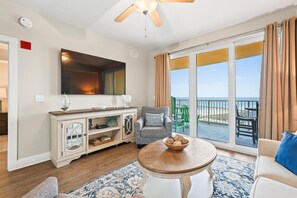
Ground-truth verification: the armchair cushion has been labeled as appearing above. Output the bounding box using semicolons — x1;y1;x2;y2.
257;138;280;157
139;126;167;138
249;177;297;198
275;131;297;175
145;113;164;127
254;155;297;187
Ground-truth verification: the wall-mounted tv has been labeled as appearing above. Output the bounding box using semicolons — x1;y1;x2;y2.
61;49;126;95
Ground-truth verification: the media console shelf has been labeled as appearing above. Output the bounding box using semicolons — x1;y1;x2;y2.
49;107;137;168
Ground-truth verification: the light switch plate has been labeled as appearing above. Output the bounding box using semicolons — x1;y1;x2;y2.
35;94;45;102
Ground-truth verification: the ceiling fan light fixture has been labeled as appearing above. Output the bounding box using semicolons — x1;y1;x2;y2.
134;0;158;14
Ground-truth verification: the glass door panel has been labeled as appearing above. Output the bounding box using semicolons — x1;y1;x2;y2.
196;48;229;143
62;119;86;156
170;56;190;135
235;41;262;148
65;122;83;150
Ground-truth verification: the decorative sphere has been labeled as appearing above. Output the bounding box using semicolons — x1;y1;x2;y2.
122;95;132;106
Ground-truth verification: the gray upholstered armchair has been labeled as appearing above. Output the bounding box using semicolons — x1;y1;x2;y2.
135;106;172;148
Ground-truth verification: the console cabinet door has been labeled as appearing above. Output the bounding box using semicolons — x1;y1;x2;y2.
122;112;136;140
61;119;86;157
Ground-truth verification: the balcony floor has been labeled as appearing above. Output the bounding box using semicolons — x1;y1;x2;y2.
174;122;257;148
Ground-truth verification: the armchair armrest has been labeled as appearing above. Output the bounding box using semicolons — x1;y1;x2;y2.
257;138;280;157
135;117;144;132
165;116;172;128
22;177;58;198
164;116;172;137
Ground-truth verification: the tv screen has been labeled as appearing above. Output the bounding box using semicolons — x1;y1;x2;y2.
61;49;126;95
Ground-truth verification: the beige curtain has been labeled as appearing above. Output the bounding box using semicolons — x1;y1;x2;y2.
259;23;283;140
155;53;171;107
259;18;297;140
281;17;297;132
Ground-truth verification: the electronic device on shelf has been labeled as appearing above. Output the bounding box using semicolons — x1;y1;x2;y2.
95;124;108;129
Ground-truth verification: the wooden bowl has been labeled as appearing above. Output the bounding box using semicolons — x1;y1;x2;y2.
162;137;189;151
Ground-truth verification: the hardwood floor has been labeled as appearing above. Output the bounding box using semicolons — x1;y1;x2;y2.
0;143;256;198
0;135;7;152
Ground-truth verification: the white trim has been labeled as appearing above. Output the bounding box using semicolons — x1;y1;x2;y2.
0;35;19;172
210;140;257;156
11;152;51;171
228;43;236;147
189;53;197;137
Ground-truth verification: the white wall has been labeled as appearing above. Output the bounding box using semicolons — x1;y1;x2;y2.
147;5;297;106
0;0;148;159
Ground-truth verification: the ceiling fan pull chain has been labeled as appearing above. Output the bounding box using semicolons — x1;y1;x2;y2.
144;12;148;38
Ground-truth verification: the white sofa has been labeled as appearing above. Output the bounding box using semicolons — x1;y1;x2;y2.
249;139;297;198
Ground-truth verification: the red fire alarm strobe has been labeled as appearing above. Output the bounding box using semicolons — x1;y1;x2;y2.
20;40;31;50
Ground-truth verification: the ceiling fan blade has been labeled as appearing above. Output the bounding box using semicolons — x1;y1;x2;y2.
150;10;163;27
159;0;194;2
114;4;136;22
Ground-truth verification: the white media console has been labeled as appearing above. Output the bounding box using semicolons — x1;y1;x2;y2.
49;107;137;168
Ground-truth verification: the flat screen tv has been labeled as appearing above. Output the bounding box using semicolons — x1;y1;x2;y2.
61;49;126;95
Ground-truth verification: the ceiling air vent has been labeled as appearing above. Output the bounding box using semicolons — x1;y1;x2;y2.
129;49;139;59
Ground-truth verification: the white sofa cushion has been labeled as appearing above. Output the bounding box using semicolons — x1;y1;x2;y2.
254;155;297;188
249;177;297;198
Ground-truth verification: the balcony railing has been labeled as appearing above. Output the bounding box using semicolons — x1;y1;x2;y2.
175;98;259;125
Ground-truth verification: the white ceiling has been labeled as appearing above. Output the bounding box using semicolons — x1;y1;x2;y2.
9;0;297;51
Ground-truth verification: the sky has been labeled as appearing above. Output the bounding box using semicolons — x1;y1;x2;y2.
171;55;262;98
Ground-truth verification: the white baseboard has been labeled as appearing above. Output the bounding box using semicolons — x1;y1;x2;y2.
10;152;51;171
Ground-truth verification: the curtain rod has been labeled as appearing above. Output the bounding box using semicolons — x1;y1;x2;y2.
152;22;284;58
169;22;283;56
169;28;264;55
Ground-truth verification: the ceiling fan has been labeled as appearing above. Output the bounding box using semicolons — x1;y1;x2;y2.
114;0;194;27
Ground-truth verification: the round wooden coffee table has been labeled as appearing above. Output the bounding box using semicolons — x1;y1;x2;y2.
138;137;217;198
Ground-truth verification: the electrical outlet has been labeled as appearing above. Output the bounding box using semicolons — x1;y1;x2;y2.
35;94;45;102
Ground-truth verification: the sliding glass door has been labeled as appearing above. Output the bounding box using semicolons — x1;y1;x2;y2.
235;40;263;148
196;47;229;143
169;32;264;153
170;56;190;136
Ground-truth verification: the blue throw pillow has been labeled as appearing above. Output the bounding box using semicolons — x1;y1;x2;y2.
145;113;164;127
275;131;297;175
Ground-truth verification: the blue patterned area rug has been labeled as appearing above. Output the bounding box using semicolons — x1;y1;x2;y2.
69;155;254;198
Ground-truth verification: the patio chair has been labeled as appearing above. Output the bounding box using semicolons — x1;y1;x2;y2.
171;96;185;132
179;105;200;127
180;105;189;124
173;107;186;132
235;105;258;144
171;96;177;119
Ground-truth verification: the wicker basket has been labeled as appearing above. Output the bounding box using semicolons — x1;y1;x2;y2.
90;137;113;146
